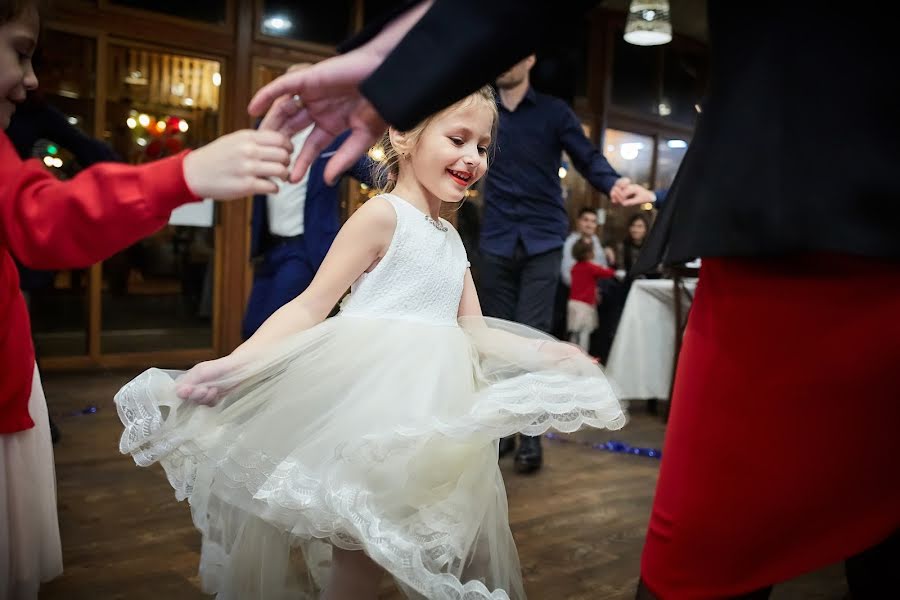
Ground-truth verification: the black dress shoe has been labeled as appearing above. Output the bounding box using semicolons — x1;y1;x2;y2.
498;435;516;458
514;435;543;474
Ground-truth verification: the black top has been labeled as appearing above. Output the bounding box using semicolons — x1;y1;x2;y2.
7;96;120;166
351;0;900;269
635;1;900;271
353;0;594;130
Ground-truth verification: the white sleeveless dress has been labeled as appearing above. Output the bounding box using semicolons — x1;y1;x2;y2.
115;193;625;600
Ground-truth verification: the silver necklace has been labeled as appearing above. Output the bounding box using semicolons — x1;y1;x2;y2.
424;214;448;232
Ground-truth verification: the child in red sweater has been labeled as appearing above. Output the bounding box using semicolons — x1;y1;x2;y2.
1;3;293;595
568;238;615;352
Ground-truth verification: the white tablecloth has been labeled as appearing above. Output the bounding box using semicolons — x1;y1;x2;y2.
605;278;697;401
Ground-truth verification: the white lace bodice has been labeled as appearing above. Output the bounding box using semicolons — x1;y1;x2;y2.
339;194;469;326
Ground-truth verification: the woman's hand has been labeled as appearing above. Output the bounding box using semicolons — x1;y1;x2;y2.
175;354;242;404
248;1;433;185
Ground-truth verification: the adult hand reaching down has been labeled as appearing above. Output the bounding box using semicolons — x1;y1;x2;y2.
249;1;434;185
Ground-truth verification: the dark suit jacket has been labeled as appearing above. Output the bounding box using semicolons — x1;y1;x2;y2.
250;132;374;270
7;95;121;166
349;0;900;269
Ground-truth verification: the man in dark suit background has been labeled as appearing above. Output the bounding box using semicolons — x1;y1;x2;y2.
482;54;652;473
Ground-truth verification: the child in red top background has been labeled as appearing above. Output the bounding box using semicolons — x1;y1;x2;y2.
568;238;615;353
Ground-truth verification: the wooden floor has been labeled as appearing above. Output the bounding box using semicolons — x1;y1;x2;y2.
38;370;847;599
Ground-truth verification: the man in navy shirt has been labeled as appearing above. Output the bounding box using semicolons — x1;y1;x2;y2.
482;55;654;473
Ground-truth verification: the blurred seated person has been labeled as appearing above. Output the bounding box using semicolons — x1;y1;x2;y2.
617;212;654;275
594;213;658;362
560;206;609;287
603;192;666;271
554;207;609;338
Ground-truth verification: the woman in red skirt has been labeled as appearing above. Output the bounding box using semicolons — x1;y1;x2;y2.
638;257;900;598
629;3;900;597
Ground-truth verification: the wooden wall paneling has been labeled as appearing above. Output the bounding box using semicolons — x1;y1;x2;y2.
51;2;237;56
215;0;256;354
94;0;237;34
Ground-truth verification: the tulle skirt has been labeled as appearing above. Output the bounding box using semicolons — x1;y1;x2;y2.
116;315;625;599
0;365;63;600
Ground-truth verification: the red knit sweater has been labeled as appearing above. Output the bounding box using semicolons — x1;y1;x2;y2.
569;260;615;306
0;131;198;433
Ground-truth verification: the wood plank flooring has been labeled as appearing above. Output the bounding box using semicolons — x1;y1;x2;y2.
37;371;847;599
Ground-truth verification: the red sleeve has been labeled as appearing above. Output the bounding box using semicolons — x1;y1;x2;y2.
0;131;200;270
589;262;616;280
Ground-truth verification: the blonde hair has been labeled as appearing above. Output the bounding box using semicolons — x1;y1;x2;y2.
372;85;499;195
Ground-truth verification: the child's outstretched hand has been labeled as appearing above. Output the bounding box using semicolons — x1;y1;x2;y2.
182;129;294;200
175;355;241;405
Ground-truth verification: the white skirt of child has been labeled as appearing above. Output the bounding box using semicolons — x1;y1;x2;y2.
0;365;63;600
567;299;598;334
115;315;625;600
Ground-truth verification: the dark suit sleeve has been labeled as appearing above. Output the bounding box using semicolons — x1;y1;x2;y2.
41;104;122;166
557;101;620;194
323;131;376;187
348;157;376;188
339;0;421;53
653;188;668;210
359;0;597;130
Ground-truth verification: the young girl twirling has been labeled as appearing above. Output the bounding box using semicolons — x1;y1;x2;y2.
115;86;625;600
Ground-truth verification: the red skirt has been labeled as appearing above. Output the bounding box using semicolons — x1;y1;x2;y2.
641;256;900;598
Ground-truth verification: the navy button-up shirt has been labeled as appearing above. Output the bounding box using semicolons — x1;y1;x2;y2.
481;87;621;258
